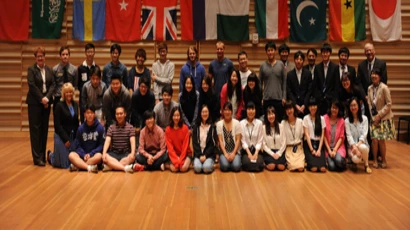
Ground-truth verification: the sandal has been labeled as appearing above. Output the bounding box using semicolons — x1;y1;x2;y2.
372;162;379;169
365;166;372;174
381;162;387;169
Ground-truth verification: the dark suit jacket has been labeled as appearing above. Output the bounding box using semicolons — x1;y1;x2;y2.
26;63;55;105
357;57;388;95
334;64;357;95
54;101;79;143
313;61;338;101
286;68;313;108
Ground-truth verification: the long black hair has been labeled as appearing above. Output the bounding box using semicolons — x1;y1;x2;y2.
347;97;363;123
180;75;197;108
308;98;322;137
264;106;280;135
227;68;242;104
200;76;214;97
244;73;261;100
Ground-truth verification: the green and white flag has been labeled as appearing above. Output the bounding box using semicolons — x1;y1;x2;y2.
32;0;66;39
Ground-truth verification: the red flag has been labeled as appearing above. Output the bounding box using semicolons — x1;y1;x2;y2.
141;0;177;41
0;0;29;41
369;0;402;42
106;0;141;42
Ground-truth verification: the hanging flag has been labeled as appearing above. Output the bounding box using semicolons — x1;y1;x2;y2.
329;0;365;42
141;0;178;41
0;0;29;41
180;0;204;40
216;0;249;41
255;0;289;40
106;0;141;42
73;0;105;41
290;0;326;42
180;0;249;41
32;0;65;39
369;0;402;42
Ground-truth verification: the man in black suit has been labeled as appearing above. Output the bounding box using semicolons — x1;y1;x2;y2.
304;48;317;80
357;43;388;96
26;46;56;166
335;47;357;98
313;43;338;115
287;51;313;118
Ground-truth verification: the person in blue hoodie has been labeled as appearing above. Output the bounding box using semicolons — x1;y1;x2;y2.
179;46;206;91
68;104;105;173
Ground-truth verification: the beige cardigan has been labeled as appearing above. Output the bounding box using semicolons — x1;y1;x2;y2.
367;83;393;121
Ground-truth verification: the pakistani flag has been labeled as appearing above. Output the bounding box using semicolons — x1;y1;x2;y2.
290;0;326;42
32;0;66;39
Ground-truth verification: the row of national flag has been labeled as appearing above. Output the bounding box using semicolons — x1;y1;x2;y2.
0;0;402;42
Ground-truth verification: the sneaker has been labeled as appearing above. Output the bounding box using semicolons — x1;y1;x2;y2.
69;164;79;172
124;164;134;173
133;163;144;172
88;165;98;174
102;163;112;172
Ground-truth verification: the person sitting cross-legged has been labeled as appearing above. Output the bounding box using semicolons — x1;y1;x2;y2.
101;106;136;173
68;104;104;173
134;111;168;171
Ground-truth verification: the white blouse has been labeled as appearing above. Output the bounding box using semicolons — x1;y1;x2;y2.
345;115;369;147
281;118;304;145
303;115;326;141
240;119;264;150
263;124;286;156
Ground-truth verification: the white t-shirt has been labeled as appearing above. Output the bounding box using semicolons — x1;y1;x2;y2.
303;115;326;141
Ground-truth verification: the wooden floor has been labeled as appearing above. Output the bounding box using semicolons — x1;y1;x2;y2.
1;136;410;229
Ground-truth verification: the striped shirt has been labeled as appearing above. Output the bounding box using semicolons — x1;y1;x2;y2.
106;122;135;154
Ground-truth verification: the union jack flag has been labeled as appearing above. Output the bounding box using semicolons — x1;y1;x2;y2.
141;0;177;41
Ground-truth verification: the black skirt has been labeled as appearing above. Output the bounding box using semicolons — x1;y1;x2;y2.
304;140;326;169
263;150;286;165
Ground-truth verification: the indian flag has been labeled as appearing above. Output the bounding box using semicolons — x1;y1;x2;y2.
329;0;365;42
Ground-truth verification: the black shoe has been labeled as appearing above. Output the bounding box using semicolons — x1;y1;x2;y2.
35;160;46;167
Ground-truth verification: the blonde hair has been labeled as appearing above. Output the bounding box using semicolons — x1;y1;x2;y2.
33;46;46;57
61;82;75;101
216;41;225;48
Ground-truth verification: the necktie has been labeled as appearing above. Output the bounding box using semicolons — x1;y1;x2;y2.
63;66;68;83
368;63;372;81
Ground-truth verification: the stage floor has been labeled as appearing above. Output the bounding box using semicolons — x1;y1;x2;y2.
0;137;409;229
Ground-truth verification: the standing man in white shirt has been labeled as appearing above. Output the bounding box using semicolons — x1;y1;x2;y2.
152;43;175;104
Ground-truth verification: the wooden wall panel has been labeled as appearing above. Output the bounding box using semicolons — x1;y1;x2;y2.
0;0;409;132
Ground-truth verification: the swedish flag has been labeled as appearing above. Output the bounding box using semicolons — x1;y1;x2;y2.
73;0;105;41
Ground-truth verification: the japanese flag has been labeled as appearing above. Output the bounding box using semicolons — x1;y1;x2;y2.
369;0;402;42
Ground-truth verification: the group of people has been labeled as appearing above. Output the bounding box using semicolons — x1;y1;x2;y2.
26;40;395;174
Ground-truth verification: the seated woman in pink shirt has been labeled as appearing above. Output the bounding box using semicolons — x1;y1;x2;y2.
323;100;346;172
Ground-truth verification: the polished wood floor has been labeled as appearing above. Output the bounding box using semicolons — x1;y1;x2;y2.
0;136;410;229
